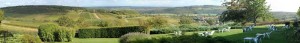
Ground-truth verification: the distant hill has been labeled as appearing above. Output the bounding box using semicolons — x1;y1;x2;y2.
271;12;297;19
0;5;85;14
86;5;227;15
0;5;296;19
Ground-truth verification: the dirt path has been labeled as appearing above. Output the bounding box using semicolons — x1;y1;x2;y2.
93;13;100;19
1;24;37;35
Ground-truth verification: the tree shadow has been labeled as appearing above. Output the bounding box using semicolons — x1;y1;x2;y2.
220;26;288;43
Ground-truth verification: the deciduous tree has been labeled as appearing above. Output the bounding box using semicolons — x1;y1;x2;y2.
0;9;4;24
220;0;272;25
139;16;169;34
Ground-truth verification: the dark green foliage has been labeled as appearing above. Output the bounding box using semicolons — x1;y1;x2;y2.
285;27;300;43
77;29;95;38
129;35;231;43
77;26;145;38
120;32;151;43
150;29;174;34
230;26;243;29
213;37;232;43
150;30;164;34
285;22;291;26
38;24;76;42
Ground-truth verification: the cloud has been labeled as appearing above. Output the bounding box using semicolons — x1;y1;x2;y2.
0;0;223;7
3;0;298;12
266;0;300;12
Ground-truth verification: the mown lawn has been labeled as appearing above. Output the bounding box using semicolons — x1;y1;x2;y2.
220;25;288;43
59;25;288;43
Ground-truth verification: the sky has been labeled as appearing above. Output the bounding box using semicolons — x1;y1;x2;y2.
0;0;300;12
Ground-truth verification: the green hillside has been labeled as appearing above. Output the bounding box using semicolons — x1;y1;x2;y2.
0;5;296;20
87;5;227;14
0;5;85;14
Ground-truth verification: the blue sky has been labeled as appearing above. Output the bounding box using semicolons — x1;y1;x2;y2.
0;0;300;12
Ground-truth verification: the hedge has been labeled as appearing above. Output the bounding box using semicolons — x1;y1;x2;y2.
77;26;145;38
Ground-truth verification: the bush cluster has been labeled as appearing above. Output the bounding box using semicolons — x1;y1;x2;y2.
77;26;145;38
38;24;76;42
123;35;232;43
0;34;42;43
20;34;42;43
120;32;151;43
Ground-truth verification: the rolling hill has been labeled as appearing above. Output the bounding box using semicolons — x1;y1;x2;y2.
0;5;85;14
87;5;227;14
0;5;297;19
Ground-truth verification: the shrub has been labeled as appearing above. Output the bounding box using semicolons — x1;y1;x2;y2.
38;24;59;42
0;33;42;43
206;19;217;25
55;16;76;27
0;30;14;43
127;35;232;43
54;27;76;42
96;20;109;27
65;28;76;42
179;24;193;29
38;24;76;42
21;34;42;43
119;32;151;43
77;26;145;38
54;28;66;42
